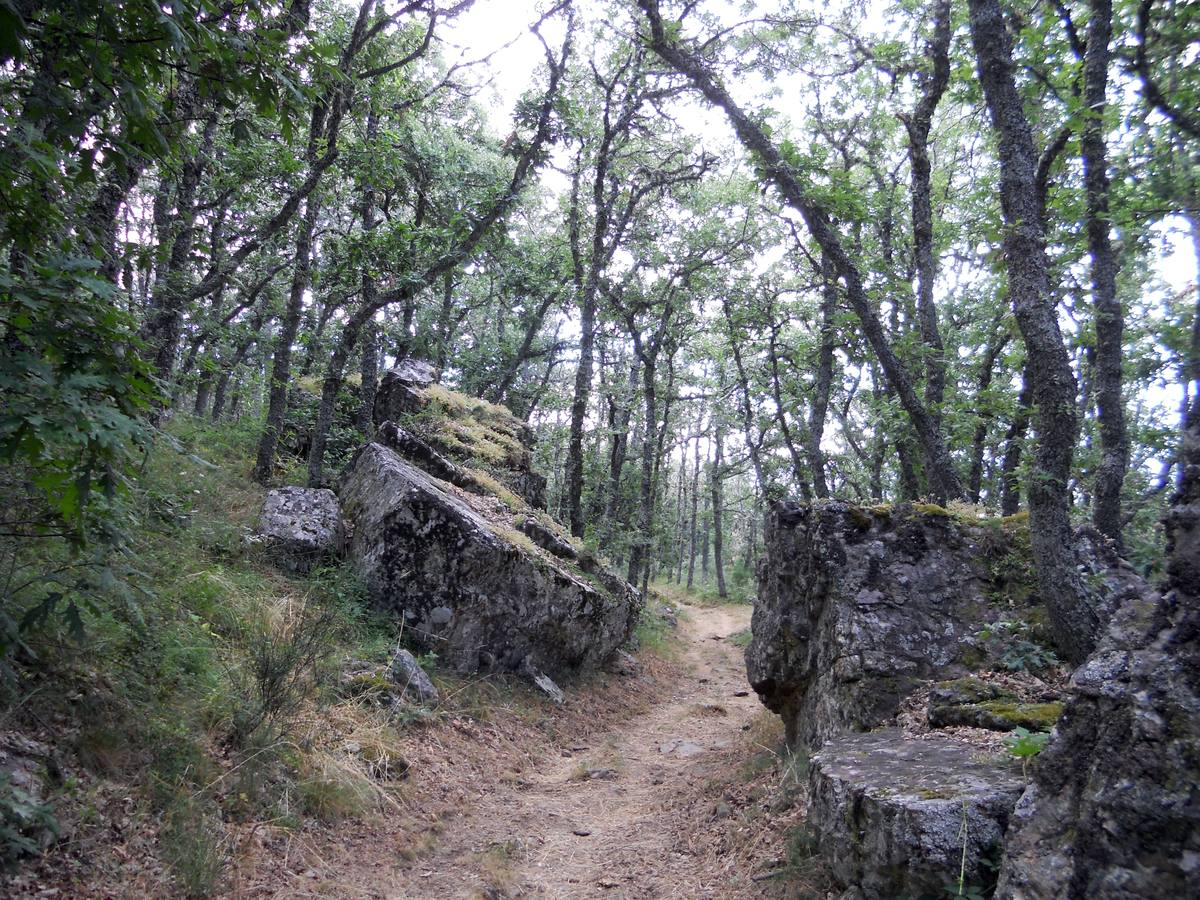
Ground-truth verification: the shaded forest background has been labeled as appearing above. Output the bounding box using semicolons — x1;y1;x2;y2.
1;0;1198;759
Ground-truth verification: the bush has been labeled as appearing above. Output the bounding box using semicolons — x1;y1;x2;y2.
0;773;58;870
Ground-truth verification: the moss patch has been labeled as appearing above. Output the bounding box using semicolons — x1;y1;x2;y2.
977;700;1063;731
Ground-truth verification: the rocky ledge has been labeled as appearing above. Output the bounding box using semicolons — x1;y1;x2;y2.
809;729;1024;900
258;364;641;685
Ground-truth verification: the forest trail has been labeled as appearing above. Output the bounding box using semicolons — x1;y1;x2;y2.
400;601;759;899
259;600;766;900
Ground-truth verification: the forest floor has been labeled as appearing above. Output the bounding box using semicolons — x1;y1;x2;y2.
232;600;820;899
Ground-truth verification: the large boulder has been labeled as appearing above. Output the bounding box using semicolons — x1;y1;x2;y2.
745;501;1143;750
746;501;1013;748
995;585;1200;898
256;486;344;574
809;730;1025;900
373;362;546;508
338;440;640;677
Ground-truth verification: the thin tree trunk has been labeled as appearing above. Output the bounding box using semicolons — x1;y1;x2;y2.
902;0;952;495
710;417;728;599
969;326;1009;502
1001;368;1033;516
358;320;379;433
1082;0;1128;548
970;0;1103;663
638;0;964;500
768;325;811;499
808;254;839;498
194;370;214;417
254;194;320;483
628;358;657;589
687;414;702;590
141;112;218;386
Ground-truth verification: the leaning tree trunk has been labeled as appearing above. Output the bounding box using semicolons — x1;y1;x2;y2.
1082;0;1128;549
969;0;1104;664
638;0;964;501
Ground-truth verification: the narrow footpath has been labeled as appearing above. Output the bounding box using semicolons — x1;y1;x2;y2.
239;602;792;899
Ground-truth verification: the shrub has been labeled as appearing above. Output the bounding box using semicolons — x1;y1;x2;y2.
0;773;58;870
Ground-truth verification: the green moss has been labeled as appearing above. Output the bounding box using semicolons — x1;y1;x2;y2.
846;505;873;530
495;525;542;559
957;646;987;670
464;468;524;512
978;700;1064;731
935;677;999;704
915;787;953;800
911;502;952;517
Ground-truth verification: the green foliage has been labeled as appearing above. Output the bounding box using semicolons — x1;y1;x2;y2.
159;793;228;898
1004;726;1052;782
0;774;58;870
977;621;1061;673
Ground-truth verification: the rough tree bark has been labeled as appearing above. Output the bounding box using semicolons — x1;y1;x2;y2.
969;0;1105;663
900;0;952;488
1081;0;1128;548
253;192;320;483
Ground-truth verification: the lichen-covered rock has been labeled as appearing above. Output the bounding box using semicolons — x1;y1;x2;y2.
746;501;1128;749
928;679;1063;732
338;441;640;677
747;501;1011;748
256;486;344;574
373;363;546;508
809;729;1025;900
388;648;439;704
995;584;1200;899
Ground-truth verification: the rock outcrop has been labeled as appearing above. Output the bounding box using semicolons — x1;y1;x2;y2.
256;486;344;573
809;730;1025;900
372;363;546;508
339;435;640;677
995;580;1199;898
747;501;1022;748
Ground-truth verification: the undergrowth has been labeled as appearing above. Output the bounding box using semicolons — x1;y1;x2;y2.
0;415;400;893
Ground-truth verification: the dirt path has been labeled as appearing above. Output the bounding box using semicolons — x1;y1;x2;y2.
389;602;760;899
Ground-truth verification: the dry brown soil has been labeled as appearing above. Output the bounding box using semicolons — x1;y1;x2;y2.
238;601;802;899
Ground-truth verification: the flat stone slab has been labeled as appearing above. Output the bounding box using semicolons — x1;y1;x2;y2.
809;729;1025;900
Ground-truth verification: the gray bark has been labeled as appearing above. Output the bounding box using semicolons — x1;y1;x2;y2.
969;0;1103;663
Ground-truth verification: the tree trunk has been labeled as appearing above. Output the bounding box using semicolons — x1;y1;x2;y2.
254;194;320;483
687;414;702;590
1001;368;1032;516
902;0;952;493
969;0;1103;664
969;327;1009;502
1082;0;1128;548
710;417;728;599
141;112;218;386
193;370;214;417
627;359;657;589
807;254;838;499
638;0;964;500
358;320;379;433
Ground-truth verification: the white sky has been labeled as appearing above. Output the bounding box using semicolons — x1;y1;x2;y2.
438;0;1197;465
